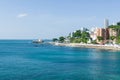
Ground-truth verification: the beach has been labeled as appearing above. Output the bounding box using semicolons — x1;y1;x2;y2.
50;42;120;51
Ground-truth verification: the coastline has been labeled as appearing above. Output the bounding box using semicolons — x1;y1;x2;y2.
49;42;120;51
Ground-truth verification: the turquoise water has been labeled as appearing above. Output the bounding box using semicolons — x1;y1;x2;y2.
0;40;120;80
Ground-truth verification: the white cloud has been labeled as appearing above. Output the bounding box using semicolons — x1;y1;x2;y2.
17;13;28;18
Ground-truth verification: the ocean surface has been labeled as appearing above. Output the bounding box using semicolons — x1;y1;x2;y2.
0;40;120;80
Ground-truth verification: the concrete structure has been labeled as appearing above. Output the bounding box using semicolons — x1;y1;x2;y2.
104;19;109;28
90;28;97;41
80;27;88;32
92;28;109;44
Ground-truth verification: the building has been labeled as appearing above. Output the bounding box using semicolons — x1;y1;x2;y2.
90;27;98;41
80;27;88;32
104;19;109;28
92;28;109;44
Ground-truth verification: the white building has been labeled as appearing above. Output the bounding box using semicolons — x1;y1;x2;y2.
90;27;98;41
104;19;109;28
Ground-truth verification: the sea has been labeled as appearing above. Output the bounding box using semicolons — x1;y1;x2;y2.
0;40;120;80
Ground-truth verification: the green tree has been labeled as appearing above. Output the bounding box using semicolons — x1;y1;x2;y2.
81;31;90;38
117;22;120;26
81;38;88;43
72;38;81;43
97;36;104;42
73;30;81;38
70;37;75;43
91;40;97;44
59;36;65;43
110;36;116;41
109;25;120;36
116;36;120;44
52;38;58;42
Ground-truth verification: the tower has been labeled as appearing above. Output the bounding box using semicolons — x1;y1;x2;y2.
104;19;109;28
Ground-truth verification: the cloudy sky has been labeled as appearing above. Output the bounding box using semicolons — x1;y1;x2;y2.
0;0;120;39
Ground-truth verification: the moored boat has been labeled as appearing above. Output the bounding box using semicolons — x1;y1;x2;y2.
32;39;44;43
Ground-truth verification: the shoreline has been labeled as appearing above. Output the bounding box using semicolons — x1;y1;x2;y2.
49;42;120;51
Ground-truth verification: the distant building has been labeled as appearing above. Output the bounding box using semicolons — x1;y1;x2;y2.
94;28;109;43
96;28;107;38
104;19;109;28
80;27;88;32
90;27;98;41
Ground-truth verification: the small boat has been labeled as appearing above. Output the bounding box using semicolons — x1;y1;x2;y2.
32;39;44;43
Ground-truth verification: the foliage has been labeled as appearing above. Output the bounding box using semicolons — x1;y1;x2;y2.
72;38;81;43
70;29;90;43
70;37;75;43
52;38;58;42
109;25;120;35
109;24;120;43
97;36;104;41
110;36;116;41
73;30;81;38
116;36;120;44
81;31;90;38
59;36;65;43
91;40;97;44
117;22;120;26
81;38;88;43
109;25;120;29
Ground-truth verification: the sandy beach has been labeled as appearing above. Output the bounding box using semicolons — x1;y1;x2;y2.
50;42;120;51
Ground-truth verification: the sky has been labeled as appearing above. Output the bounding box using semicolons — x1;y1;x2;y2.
0;0;120;39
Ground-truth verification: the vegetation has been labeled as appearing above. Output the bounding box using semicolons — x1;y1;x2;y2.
59;36;65;43
97;36;104;42
117;22;120;26
91;40;97;44
81;38;88;43
81;31;90;38
109;23;120;35
116;36;120;44
110;36;116;41
69;29;90;43
52;38;58;42
73;30;81;38
53;21;120;44
72;38;81;43
70;37;75;43
109;23;120;43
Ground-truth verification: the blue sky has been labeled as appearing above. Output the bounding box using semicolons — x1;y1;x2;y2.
0;0;120;39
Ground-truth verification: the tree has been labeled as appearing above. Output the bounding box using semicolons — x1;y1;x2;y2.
116;36;120;44
72;38;81;43
52;38;58;42
110;36;116;41
81;31;90;38
81;38;88;43
91;40;97;44
97;36;104;42
70;37;75;43
117;22;120;26
109;25;120;36
73;30;81;38
59;36;65;43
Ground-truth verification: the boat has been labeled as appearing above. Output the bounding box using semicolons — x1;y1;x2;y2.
32;39;44;43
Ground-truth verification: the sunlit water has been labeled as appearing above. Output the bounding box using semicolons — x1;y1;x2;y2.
0;40;120;80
